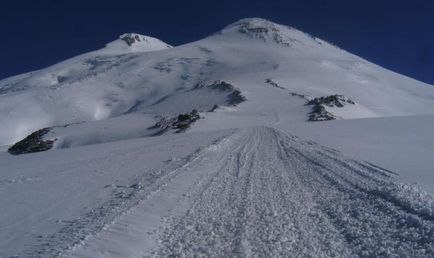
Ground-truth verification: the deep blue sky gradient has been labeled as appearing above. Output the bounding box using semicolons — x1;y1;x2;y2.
1;0;433;84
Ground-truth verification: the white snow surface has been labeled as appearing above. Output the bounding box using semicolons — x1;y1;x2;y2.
1;18;434;257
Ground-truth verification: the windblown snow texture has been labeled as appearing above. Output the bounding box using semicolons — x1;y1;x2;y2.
66;128;434;257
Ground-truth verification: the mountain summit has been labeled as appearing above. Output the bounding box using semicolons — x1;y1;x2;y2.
218;18;327;48
105;33;172;53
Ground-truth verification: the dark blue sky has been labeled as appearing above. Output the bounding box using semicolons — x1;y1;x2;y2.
1;0;433;84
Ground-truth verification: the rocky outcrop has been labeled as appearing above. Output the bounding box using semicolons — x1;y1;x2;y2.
8;128;56;155
117;33;172;49
120;33;142;46
290;92;309;100
150;110;201;135
227;89;246;105
307;105;336;121
265;79;285;89
195;80;247;106
307;94;355;108
305;94;355;121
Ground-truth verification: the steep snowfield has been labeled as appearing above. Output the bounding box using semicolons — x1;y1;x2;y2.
1;18;434;257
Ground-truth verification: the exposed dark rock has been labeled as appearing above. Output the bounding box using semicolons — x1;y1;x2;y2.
290;92;308;100
149;109;201;135
227;89;246;105
193;80;246;106
308;105;336;121
307;94;355;108
194;80;231;91
305;94;355;121
265;79;285;89
177;113;193;122
129;81;245;115
8;128;56;155
208;105;219;112
209;81;246;104
120;33;142;46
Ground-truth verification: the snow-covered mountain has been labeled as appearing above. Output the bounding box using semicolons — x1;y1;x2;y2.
1;18;434;257
1;18;434;146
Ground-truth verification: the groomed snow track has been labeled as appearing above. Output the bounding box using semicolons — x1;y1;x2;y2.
66;127;434;257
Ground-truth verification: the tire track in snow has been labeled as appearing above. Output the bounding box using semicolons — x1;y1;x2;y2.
65;127;434;257
155;127;434;257
30;131;237;257
62;131;243;257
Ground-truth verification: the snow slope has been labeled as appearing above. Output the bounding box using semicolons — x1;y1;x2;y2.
286;114;434;195
1;18;434;257
1;127;432;257
1;18;434;145
0;130;234;257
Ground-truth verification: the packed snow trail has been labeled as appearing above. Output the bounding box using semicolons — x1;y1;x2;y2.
66;127;434;257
